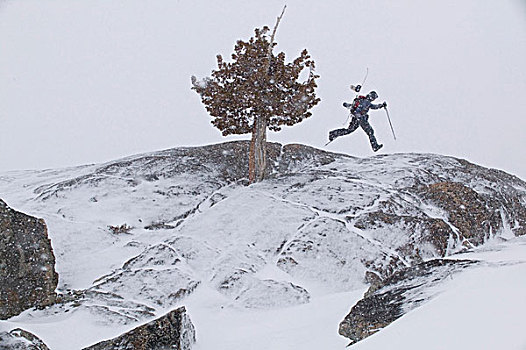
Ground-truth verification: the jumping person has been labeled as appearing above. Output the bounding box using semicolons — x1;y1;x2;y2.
328;91;387;152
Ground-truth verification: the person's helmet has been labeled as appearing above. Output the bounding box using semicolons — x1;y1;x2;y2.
367;91;378;100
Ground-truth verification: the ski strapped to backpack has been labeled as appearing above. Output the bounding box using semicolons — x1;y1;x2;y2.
349;68;369;94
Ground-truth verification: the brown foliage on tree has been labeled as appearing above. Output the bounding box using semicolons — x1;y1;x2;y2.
191;10;320;183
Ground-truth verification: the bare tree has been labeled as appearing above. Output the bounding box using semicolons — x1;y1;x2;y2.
191;7;320;182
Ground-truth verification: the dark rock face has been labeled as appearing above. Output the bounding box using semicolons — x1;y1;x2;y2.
338;259;476;344
0;199;58;319
0;328;50;349
417;182;503;245
82;306;196;350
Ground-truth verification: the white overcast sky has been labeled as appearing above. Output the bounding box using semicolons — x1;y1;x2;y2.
1;0;526;179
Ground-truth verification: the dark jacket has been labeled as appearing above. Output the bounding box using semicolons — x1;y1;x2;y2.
347;96;383;117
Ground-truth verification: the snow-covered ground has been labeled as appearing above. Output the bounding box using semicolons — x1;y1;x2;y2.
186;287;361;350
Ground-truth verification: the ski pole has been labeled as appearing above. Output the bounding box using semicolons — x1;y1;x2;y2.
384;106;397;141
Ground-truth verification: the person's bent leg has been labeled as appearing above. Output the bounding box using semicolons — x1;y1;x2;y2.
329;118;359;141
360;119;382;151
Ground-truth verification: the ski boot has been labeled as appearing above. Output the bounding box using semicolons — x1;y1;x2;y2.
328;130;338;142
372;143;383;152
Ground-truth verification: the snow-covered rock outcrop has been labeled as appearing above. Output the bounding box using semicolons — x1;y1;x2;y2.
0;141;524;348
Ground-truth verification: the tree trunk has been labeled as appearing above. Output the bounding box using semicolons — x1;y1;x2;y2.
249;115;267;183
248;6;285;183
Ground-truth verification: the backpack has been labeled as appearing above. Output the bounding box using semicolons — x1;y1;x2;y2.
351;95;367;115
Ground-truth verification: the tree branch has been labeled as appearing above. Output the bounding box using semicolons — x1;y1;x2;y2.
265;5;287;73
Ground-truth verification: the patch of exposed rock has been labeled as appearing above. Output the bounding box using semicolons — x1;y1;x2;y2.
417;181;504;245
0;199;58;319
338;259;476;344
0;328;50;349
82;306;195;350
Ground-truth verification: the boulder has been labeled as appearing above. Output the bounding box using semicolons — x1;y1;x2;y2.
82;306;195;350
0;328;50;349
0;199;58;319
338;259;476;344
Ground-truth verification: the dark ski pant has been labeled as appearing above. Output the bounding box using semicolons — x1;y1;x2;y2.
329;115;380;149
